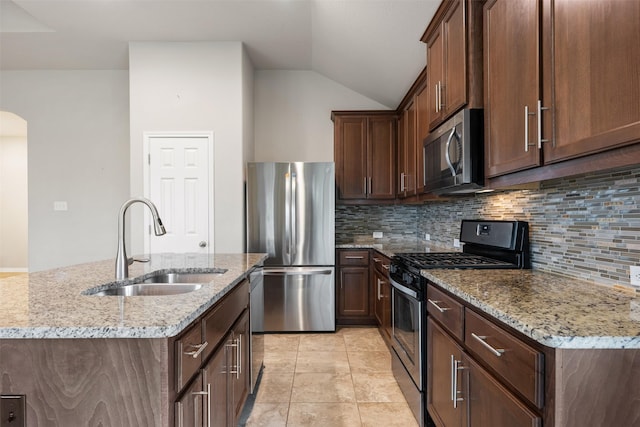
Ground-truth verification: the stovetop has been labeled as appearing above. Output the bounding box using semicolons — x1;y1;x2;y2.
395;252;518;269
389;220;530;292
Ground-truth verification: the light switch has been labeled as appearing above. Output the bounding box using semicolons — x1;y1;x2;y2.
53;201;68;211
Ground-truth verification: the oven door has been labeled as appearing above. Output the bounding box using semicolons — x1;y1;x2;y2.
390;276;423;389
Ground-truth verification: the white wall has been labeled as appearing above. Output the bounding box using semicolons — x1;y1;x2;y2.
253;70;389;162
129;42;249;255
0;71;130;272
0;135;28;270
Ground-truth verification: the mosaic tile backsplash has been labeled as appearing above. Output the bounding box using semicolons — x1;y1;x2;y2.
336;165;640;290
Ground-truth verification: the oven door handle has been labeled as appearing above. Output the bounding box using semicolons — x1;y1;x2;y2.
390;277;418;299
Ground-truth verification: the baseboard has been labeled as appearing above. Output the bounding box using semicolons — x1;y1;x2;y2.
0;268;28;273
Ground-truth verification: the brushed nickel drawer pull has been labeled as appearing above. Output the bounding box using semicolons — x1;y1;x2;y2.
428;299;451;313
184;341;208;358
471;333;504;357
345;256;364;259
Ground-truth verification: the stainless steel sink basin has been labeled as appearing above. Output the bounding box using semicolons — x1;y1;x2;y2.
142;271;226;284
90;283;202;296
85;269;227;296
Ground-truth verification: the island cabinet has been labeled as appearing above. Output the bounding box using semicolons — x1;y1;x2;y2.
484;0;640;183
332;111;397;203
421;0;484;132
371;253;391;342
336;249;375;325
175;279;249;427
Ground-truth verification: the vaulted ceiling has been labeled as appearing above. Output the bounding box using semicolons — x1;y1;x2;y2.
0;0;441;108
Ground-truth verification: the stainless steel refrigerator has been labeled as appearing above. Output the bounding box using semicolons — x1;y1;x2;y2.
246;162;335;332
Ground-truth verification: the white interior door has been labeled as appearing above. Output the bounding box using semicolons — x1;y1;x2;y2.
145;134;212;254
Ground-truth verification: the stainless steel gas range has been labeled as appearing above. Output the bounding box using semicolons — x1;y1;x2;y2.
389;220;530;427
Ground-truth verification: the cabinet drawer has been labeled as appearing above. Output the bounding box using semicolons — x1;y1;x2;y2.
371;253;390;275
202;279;249;361
427;285;464;341
175;321;205;392
464;309;544;408
339;250;369;266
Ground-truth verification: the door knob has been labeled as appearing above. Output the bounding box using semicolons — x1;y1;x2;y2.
199;241;207;248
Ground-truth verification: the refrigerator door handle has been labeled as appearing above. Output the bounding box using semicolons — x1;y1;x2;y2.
263;268;333;276
291;172;297;262
284;171;292;264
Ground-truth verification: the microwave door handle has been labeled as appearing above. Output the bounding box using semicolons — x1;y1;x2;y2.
445;128;457;178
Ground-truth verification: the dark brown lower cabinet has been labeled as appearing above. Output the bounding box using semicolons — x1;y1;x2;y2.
178;309;249;427
336;249;374;325
464;354;541;427
428;319;466;427
428;318;541;427
175;281;250;427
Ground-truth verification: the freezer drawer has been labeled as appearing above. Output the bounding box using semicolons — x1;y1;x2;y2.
263;267;335;332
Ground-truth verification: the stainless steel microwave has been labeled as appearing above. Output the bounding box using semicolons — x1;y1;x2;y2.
423;108;484;194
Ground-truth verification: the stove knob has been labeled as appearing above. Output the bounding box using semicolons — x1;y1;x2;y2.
403;273;413;285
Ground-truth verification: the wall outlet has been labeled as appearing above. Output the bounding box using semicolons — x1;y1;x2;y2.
630;266;640;286
453;238;461;248
53;201;68;211
424;233;431;241
1;395;26;427
372;231;383;239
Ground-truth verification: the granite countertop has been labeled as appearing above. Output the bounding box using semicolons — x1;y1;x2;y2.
339;239;640;349
0;253;267;339
423;269;640;349
336;237;454;258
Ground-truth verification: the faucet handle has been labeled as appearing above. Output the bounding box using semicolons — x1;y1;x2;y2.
128;257;150;265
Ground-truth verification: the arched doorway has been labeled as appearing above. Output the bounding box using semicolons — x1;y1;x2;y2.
0;111;28;276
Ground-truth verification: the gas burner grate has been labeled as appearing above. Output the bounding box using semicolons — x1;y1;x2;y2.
395;252;515;269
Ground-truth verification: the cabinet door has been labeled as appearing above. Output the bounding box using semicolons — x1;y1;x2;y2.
426;26;445;129
415;84;429;194
368;116;396;199
397;112;407;197
464;354;541;427
373;268;385;326
381;277;392;341
335;115;368;199
230;310;250;426
398;102;417;198
542;0;640;164
427;319;465;427
337;266;371;319
443;0;466;117
175;373;205;427
484;0;541;177
204;342;229;427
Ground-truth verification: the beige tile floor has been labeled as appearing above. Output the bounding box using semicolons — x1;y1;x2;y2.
244;327;419;427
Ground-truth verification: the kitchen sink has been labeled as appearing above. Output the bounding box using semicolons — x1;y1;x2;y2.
90;283;202;296
85;269;228;296
142;271;227;284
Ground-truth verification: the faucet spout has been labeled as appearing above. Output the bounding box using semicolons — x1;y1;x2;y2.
115;197;166;281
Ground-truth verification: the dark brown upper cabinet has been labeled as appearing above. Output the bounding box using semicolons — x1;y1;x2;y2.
422;0;484;132
332;111;397;203
485;0;640;183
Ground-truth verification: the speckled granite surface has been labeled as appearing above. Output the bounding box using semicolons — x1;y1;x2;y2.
0;253;267;339
336;237;454;258
337;239;640;349
423;269;640;349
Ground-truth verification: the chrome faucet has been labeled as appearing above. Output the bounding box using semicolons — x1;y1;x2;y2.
115;197;166;281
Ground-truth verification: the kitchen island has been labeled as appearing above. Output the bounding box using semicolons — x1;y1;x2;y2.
0;253;266;426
